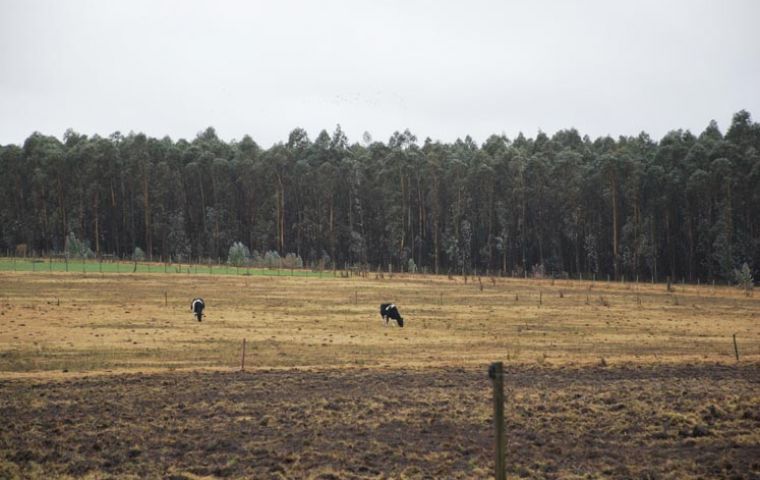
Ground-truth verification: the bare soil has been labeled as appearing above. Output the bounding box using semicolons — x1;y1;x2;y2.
2;362;759;479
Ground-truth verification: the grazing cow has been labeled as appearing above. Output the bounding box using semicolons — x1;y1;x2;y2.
379;303;404;327
191;297;205;322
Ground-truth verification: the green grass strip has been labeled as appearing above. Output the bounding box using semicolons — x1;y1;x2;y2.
0;258;330;278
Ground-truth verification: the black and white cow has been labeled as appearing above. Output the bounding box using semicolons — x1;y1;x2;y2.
191;297;205;322
379;303;404;327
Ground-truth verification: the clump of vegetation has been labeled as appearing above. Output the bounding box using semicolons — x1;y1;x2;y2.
65;233;94;259
263;251;281;269
734;262;754;296
227;241;250;268
282;253;303;269
531;263;546;279
407;258;417;274
132;246;145;261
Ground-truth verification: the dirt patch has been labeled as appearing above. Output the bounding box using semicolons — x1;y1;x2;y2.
2;363;759;479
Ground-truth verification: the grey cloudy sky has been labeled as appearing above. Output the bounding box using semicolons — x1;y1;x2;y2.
1;0;759;147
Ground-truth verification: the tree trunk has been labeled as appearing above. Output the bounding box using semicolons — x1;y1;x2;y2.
143;174;151;259
610;173;619;280
276;174;285;252
57;176;67;242
93;190;100;256
434;217;439;274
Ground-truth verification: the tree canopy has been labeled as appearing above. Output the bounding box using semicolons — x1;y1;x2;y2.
2;112;759;282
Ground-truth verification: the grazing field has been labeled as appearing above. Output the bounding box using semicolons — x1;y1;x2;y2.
1;268;759;479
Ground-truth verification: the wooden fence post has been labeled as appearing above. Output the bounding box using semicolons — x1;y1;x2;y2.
489;362;506;480
241;338;247;371
733;334;739;362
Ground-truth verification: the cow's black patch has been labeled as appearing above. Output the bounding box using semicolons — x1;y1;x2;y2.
191;298;205;322
380;303;404;327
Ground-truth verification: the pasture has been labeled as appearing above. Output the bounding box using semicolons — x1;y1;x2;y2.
1;267;759;478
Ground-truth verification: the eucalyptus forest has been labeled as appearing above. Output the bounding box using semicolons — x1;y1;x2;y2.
1;110;758;282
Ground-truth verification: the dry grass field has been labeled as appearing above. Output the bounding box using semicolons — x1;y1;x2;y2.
1;268;759;479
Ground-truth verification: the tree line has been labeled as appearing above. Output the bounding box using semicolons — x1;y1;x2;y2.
1;110;758;282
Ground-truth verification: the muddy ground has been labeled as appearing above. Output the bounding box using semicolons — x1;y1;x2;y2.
1;362;759;479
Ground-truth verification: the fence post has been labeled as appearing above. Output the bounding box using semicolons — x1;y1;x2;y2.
733;334;740;362
489;362;506;480
241;338;247;371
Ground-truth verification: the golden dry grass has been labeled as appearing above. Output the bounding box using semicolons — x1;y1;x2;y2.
0;270;758;375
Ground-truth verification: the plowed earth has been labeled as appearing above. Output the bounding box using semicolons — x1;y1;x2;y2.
2;363;759;479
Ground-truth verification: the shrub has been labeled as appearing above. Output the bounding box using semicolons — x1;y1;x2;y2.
282;253;303;269
227;241;250;268
263;250;281;269
407;258;417;274
734;263;754;296
531;263;546;279
65;233;94;259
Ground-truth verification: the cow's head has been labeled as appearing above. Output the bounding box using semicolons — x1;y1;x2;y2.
397;317;404;327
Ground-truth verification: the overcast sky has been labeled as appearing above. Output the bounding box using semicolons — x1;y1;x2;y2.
1;0;759;147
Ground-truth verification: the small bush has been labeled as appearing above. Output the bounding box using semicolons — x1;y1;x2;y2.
65;233;95;259
227;241;250;268
531;263;546;279
407;258;417;274
263;250;281;269
734;263;754;296
282;253;303;269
